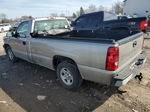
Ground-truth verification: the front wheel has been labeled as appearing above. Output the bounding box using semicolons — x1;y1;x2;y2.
6;47;17;63
57;61;82;91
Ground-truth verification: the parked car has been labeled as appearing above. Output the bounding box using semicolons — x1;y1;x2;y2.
0;24;11;32
9;22;21;32
3;17;146;91
71;11;148;40
10;22;20;28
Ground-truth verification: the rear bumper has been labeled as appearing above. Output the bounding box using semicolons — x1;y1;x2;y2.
114;51;146;87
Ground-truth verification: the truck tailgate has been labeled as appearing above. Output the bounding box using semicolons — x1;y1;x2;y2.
118;33;144;68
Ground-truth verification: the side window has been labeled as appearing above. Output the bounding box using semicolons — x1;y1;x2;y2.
88;15;100;27
75;16;89;27
75;15;100;28
16;21;29;36
34;20;69;33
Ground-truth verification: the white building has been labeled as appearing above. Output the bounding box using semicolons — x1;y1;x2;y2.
123;0;150;17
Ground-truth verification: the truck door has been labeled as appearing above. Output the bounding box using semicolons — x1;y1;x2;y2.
10;21;29;60
29;20;54;69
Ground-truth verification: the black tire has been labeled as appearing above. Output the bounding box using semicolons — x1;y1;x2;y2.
6;47;17;63
57;61;82;91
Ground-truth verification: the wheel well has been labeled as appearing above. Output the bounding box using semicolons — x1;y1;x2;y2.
3;44;10;53
3;44;10;49
4;44;10;50
53;56;77;70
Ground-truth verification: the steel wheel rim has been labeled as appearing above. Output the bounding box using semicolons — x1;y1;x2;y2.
60;68;73;86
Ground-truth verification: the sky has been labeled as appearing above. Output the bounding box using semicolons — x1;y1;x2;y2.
0;0;122;19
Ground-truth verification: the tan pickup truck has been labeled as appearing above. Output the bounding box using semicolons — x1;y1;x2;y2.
3;17;146;91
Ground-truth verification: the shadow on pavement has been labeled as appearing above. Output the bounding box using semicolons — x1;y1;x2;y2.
0;55;123;112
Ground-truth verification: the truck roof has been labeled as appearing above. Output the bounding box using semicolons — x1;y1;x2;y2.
80;11;115;17
33;17;67;21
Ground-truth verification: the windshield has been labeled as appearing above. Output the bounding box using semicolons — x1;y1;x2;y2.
34;19;69;33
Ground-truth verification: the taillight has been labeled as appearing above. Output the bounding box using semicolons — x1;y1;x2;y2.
106;47;119;71
140;20;148;30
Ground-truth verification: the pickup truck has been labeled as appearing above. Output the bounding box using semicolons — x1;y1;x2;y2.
71;11;148;40
3;17;146;91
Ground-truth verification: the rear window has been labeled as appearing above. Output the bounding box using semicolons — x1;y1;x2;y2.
34;19;69;32
75;16;89;26
75;15;100;27
104;12;118;21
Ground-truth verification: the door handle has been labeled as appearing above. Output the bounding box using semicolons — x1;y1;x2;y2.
22;41;26;45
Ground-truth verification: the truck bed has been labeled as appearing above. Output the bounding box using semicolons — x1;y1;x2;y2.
33;32;144;70
33;30;139;43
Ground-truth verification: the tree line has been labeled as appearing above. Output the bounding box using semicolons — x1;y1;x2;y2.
72;1;123;18
0;1;123;24
0;13;32;24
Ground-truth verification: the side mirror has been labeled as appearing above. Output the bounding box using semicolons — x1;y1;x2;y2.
9;27;17;32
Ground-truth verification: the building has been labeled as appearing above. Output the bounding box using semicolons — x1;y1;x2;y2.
123;0;150;17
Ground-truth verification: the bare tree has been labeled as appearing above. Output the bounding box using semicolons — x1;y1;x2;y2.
98;5;105;11
80;7;85;16
0;13;7;20
113;1;123;15
50;13;58;17
72;4;108;18
87;4;97;13
60;13;65;17
72;13;77;18
21;16;32;21
76;11;80;17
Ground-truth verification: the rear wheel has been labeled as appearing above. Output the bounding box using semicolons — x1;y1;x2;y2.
6;47;17;63
57;61;82;91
